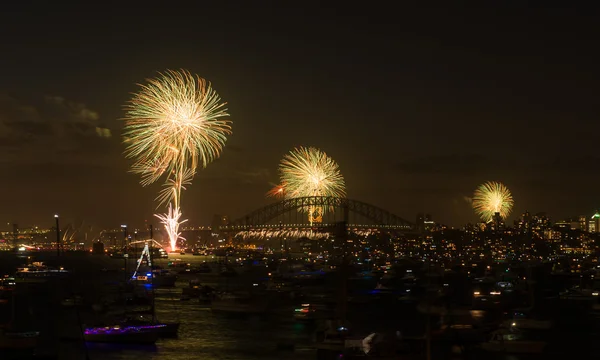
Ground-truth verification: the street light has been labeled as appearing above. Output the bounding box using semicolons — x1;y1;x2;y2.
121;225;128;248
55;214;60;257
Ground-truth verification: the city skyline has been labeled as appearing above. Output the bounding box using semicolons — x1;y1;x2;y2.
1;4;599;228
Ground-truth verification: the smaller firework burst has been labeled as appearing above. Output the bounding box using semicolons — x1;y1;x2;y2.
267;183;286;198
269;147;346;224
472;181;514;222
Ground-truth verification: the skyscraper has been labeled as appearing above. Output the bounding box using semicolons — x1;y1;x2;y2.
589;212;600;233
416;213;433;233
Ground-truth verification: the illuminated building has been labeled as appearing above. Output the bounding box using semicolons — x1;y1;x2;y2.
416;213;433;233
579;215;588;232
211;214;230;245
515;211;531;234
589;212;600;233
489;212;505;231
543;229;561;242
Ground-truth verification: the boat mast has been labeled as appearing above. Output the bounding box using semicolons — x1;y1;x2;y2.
335;202;349;324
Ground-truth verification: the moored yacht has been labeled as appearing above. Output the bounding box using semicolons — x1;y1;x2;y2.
0;283;39;353
15;262;69;281
502;308;553;330
83;325;159;344
480;328;547;353
0;330;39;352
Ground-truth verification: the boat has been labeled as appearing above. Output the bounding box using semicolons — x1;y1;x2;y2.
480;328;547;353
150;269;177;287
502;309;553;330
294;303;334;321
61;295;83;307
0;330;39;351
131;243;178;288
14;262;69;281
132;269;177;287
559;286;597;301
504;318;552;330
83;325;159;344
315;321;353;352
0;282;39;354
119;314;180;338
119;242;179;338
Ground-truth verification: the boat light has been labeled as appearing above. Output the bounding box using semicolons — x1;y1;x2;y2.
593;292;599;296
490;291;501;295
512;322;516;326
473;291;480;295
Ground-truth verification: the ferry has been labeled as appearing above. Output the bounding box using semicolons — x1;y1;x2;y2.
15;262;69;280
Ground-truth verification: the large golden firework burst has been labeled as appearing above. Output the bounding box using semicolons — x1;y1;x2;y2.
123;69;232;251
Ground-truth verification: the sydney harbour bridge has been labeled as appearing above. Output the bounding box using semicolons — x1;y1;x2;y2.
201;196;417;246
221;196;413;233
104;196;416;248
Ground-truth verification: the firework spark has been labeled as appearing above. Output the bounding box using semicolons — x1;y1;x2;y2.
235;228;377;241
472;181;514;222
268;147;345;224
123;69;231;251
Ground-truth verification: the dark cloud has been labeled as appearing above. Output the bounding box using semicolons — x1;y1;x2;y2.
0;93;112;164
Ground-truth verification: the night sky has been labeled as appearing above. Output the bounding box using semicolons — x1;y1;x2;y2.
0;4;598;230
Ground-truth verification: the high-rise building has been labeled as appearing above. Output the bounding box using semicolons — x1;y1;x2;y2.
589;212;600;233
211;214;230;244
490;212;505;231
416;213;433;233
579;215;588;232
532;213;550;229
515;211;531;233
543;229;561;242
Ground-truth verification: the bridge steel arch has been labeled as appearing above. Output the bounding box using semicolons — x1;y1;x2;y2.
222;196;414;231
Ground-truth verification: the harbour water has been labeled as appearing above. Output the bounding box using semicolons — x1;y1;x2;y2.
3;252;600;359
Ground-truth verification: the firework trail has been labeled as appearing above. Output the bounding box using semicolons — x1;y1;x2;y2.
123;69;231;251
268;147;345;224
472;181;514;223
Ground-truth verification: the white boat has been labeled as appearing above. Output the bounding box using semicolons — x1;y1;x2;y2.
480;328;547;353
15;262;69;281
560;287;597;301
503;318;552;330
502;308;553;330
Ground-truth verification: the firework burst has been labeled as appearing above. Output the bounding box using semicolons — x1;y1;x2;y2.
472;181;514;222
123;69;231;251
269;147;345;223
